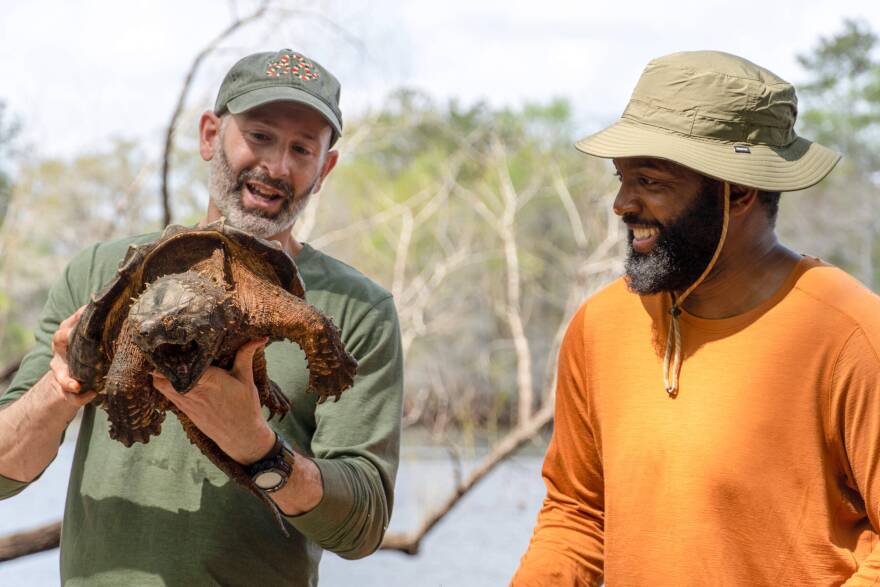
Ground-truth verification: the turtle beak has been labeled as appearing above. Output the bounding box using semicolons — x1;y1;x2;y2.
153;340;211;393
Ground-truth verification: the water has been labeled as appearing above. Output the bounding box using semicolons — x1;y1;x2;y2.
0;437;547;586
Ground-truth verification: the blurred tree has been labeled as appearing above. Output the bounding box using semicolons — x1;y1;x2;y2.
0;138;156;361
780;18;880;289
297;90;621;436
0;100;20;231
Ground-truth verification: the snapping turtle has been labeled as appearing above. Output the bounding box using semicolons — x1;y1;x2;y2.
67;219;357;532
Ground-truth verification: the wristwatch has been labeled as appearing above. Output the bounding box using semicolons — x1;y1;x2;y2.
246;432;294;493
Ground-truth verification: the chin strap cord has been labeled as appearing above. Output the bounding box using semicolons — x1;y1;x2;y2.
662;182;731;396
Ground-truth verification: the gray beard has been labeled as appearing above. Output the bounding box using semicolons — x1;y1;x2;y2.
625;238;680;295
208;145;316;239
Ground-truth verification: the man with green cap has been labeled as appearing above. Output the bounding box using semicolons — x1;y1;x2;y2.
0;49;403;585
512;51;880;585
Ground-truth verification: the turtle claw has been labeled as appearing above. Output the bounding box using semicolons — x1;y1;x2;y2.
266;379;291;419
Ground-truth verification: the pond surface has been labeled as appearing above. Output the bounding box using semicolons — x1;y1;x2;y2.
0;435;548;586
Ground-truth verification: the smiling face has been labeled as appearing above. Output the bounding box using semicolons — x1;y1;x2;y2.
612;157;724;295
201;101;339;240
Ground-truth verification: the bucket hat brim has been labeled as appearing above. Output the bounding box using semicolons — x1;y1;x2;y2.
576;119;841;192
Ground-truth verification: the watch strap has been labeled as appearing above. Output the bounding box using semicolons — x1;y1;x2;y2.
246;432;293;492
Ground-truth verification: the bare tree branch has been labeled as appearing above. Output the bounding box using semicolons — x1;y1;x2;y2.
552;165;589;250
392;208;414;301
379;145;625;556
160;0;271;227
309;188;433;249
380;400;555;555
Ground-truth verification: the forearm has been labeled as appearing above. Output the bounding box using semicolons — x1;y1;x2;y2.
0;371;79;482
233;422;324;517
271;451;323;516
285;455;390;559
220;415;385;553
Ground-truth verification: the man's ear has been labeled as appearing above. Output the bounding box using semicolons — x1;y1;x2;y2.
199;111;222;161
728;184;759;217
311;149;340;195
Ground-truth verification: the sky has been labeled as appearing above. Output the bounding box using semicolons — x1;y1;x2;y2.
1;0;879;160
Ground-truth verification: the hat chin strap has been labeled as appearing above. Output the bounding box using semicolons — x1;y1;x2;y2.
662;181;731;396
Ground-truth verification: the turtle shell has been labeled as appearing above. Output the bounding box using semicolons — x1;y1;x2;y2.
68;220;306;393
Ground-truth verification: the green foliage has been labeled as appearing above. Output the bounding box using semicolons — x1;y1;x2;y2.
780;19;880;290
797;19;880;168
798;19;879;94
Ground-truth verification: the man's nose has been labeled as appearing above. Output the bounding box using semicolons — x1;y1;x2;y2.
261;147;293;179
612;186;641;217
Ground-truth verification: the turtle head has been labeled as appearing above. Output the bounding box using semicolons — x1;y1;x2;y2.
128;272;235;393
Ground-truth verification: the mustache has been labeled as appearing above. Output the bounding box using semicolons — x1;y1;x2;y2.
236;168;294;199
621;213;663;228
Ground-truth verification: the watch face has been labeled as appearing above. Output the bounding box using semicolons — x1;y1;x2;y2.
254;469;285;490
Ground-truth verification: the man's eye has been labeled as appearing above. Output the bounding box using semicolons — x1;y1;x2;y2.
639;177;658;186
249;132;270;142
293;145;312;156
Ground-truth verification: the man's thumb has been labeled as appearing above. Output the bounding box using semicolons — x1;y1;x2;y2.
232;337;268;380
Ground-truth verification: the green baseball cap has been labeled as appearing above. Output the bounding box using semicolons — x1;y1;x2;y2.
214;49;343;142
576;51;840;192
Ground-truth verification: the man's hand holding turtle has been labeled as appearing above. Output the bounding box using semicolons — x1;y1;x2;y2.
47;305;97;409
150;338;276;465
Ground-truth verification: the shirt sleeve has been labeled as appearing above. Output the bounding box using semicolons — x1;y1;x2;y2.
830;327;880;585
0;244;97;498
284;295;403;559
511;304;604;586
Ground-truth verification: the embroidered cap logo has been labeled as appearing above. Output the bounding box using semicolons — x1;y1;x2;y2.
265;53;320;81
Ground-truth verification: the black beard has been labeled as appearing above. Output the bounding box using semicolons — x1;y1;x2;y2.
624;181;723;295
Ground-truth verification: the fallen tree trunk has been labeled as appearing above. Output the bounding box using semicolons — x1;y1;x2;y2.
0;521;60;562
379;401;554;555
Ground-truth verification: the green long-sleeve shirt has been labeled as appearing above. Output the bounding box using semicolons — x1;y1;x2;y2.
0;233;403;586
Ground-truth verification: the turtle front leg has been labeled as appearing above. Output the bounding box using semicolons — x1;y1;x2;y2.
242;290;357;404
103;321;169;446
252;345;290;419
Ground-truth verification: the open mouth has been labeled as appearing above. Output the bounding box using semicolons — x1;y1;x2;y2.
628;225;661;253
155;340;203;392
243;181;285;209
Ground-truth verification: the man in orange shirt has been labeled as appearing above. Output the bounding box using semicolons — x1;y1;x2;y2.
512;51;880;586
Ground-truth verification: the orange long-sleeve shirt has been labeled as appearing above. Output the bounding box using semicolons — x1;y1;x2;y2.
513;257;880;586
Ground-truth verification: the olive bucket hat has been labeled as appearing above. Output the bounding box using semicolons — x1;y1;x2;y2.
576;51;840;191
